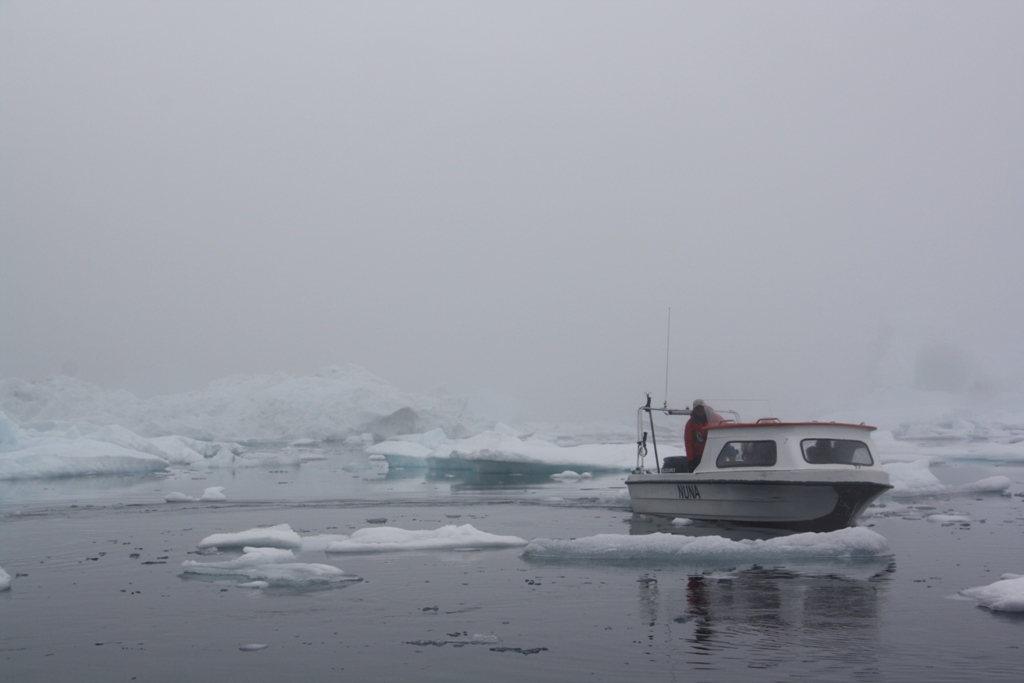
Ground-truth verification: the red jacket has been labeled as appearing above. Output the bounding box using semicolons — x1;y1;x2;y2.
684;412;721;462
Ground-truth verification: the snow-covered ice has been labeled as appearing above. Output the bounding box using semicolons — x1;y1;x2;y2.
522;527;891;564
324;524;528;553
960;574;1024;612
181;547;360;588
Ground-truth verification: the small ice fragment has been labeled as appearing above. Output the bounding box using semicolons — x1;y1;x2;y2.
239;644;269;651
961;575;1024;612
671;518;694;526
0;566;11;591
237;581;270;589
165;492;195;503
200;486;227;502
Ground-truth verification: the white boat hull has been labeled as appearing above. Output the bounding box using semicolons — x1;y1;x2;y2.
626;469;891;532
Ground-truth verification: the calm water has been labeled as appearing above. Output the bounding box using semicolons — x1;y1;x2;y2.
2;448;1023;682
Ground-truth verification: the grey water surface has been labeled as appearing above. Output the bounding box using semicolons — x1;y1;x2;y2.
2;447;1023;682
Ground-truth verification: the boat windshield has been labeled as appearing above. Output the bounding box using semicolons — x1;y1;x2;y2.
801;439;873;465
716;440;777;468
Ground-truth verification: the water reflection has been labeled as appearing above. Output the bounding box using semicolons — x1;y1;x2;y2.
639;565;894;675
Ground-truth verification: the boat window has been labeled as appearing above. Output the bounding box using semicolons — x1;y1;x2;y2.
801;439;873;465
716;440;777;468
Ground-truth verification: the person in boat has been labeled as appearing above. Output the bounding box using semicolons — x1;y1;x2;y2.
684;399;722;472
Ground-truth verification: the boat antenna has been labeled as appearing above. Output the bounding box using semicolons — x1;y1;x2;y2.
663;307;671;409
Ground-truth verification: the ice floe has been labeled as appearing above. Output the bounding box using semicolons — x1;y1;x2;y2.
960;574;1024;612
521;527;890;565
0;566;11;591
324;524;528;553
197;524;303;550
181;547;360;587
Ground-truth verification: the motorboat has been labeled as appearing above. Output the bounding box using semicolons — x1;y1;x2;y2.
626;398;892;532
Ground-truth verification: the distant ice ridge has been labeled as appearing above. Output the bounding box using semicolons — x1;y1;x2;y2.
960;574;1024;612
0;365;478;442
366;428;667;472
522;527;891;565
181;547;361;588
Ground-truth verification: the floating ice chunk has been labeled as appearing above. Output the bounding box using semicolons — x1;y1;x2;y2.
165;492;196;503
200;486;226;502
956;476;1011;493
365;440;433;458
197;524;302;550
239;644;269;651
324;524;528;553
960;574;1024;612
884;459;943;494
182;547;360;587
0;566;11;591
926;514;970;523
237;581;270;589
522;527;890;564
299;534;352;552
671;518;694;526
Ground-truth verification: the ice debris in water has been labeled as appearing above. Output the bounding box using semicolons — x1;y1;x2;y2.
522;527;890;564
960;574;1024;612
197;524;302;550
239;644;269;651
199;486;226;502
181;547;361;587
324;524;528;553
549;470;592;481
0;566;11;591
165;486;227;503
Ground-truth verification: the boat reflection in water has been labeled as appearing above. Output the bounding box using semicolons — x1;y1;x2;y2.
630;517;895;677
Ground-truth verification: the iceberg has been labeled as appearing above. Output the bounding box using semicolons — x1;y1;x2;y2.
883;459;1012;497
0;435;168;480
0;566;10;591
368;429;652;473
521;527;891;565
0;365;476;442
960;574;1024;612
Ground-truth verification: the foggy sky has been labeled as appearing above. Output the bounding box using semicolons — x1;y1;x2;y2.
2;1;1022;422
